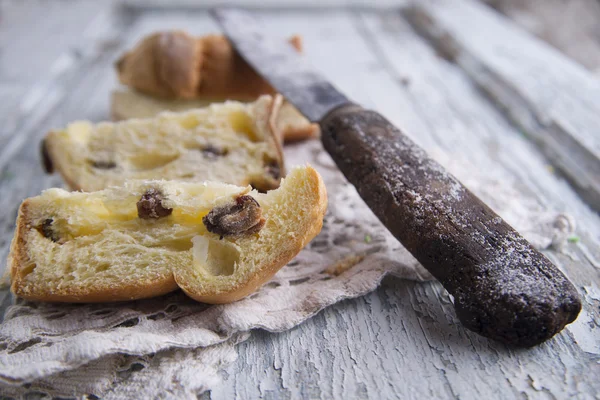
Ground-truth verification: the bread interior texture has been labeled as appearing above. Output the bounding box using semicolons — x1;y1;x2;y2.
45;95;283;192
10;166;327;303
110;89;319;142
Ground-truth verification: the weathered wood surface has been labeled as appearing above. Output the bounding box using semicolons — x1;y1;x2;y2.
120;0;409;9
0;1;599;399
209;10;600;399
406;0;600;212
481;0;600;73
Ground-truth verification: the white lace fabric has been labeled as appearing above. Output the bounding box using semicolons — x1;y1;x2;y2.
0;141;572;398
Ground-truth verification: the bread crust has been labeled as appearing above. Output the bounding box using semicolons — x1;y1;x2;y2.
175;166;328;304
116;33;302;100
115;32;319;142
279;124;320;143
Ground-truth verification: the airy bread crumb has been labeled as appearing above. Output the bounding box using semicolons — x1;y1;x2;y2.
43;95;285;193
9;166;327;304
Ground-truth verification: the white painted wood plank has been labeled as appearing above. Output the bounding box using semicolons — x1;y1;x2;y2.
405;0;600;211
216;278;600;400
0;1;111;82
119;0;409;10
357;10;600;396
0;1;121;145
478;0;600;72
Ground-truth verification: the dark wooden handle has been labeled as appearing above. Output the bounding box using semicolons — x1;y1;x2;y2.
320;104;581;347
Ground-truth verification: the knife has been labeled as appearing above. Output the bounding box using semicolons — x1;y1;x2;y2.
212;9;581;347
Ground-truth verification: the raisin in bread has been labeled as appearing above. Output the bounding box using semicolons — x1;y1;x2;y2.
9;165;327;303
111;89;319;143
43;95;285;192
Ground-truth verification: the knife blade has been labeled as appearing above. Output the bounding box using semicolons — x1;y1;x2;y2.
210;9;347;123
212;8;581;347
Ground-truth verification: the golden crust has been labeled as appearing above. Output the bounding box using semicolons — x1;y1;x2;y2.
114;32;319;142
9;166;327;304
174;166;328;304
197;35;274;99
116;33;303;100
275;102;320;143
116;31;201;99
280;125;320;142
8;201;31;298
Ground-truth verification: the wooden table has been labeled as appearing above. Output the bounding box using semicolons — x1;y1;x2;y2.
1;1;599;398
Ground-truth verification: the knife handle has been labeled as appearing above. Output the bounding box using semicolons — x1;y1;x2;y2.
320;104;581;347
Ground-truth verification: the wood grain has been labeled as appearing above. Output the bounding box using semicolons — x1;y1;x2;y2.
0;3;598;399
405;0;600;212
480;0;600;72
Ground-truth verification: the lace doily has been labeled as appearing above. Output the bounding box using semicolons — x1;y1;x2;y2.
0;140;573;398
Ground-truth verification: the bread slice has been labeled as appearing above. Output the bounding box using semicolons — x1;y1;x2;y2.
111;89;319;143
116;32;300;100
9;165;327;303
43;95;285;193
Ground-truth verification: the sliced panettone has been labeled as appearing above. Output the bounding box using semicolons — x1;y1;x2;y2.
115;32;299;100
9;166;327;303
43;95;285;192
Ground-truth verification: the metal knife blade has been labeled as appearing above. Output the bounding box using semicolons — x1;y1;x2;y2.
211;8;349;122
